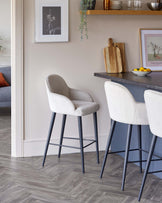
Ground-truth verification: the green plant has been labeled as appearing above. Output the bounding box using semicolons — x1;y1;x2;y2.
0;37;3;52
79;0;93;40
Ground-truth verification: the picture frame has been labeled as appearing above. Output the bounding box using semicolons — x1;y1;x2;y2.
35;0;69;42
139;28;162;71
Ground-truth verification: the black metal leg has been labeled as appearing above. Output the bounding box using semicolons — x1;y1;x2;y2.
121;124;132;191
138;125;142;173
93;112;99;164
100;120;116;178
58;115;67;158
138;135;157;201
42;112;56;167
78;116;85;173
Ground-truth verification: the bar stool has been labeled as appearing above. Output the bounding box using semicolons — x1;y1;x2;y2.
100;81;149;190
42;74;100;173
138;90;162;201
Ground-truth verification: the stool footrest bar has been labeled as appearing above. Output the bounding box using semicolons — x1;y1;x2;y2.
151;158;162;162
148;170;162;174
142;149;162;159
83;141;96;148
128;158;162;164
128;160;147;163
63;136;95;142
49;140;96;150
49;143;80;150
108;148;139;154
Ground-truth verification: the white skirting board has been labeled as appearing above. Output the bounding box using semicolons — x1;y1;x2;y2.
23;134;107;157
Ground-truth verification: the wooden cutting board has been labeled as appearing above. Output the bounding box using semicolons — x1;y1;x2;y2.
114;42;126;72
104;38;122;73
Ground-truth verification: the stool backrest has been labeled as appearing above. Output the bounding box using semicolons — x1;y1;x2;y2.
104;81;136;124
45;75;75;114
46;74;70;98
144;90;162;138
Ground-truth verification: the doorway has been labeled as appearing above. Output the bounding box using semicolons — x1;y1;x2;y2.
0;0;11;156
11;0;24;157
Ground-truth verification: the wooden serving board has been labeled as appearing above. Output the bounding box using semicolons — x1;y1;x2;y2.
114;42;126;72
104;38;122;73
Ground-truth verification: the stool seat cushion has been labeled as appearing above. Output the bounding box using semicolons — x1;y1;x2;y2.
72;100;99;116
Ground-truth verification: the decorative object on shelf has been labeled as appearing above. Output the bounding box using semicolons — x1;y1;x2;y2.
127;0;142;9
139;28;162;71
133;0;142;9
147;2;162;10
103;38;126;73
35;0;69;42
127;0;133;8
103;0;110;10
110;1;122;10
80;0;96;39
87;0;96;9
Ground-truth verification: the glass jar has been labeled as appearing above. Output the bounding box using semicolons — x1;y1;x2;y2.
127;0;133;8
127;0;142;9
103;0;110;10
133;0;142;8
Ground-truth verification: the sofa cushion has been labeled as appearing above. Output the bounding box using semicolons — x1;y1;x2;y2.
0;73;9;87
0;86;11;102
0;67;11;85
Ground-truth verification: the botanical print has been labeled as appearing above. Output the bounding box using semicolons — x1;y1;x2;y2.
145;34;162;67
140;29;162;70
35;0;68;42
43;7;61;35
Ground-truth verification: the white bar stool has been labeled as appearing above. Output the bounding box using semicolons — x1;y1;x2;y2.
100;81;149;190
138;90;162;201
42;74;100;173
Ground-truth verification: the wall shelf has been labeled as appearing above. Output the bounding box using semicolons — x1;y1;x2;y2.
86;10;162;15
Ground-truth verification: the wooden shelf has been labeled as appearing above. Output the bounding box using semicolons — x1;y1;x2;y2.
86;10;162;15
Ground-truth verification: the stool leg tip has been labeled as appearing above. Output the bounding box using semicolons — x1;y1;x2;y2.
121;185;124;191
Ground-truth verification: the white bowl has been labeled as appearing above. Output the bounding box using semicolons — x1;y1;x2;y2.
132;71;152;77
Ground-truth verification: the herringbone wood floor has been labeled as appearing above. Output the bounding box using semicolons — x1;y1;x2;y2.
0;112;162;203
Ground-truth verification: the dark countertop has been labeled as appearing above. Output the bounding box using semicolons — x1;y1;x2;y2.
94;72;162;91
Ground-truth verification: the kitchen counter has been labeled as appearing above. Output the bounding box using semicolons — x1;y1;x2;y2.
94;71;162;179
94;72;162;91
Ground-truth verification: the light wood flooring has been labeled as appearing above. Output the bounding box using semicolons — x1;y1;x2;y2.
0;111;162;203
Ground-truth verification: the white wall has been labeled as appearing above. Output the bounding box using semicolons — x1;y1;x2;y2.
23;0;162;156
0;0;11;66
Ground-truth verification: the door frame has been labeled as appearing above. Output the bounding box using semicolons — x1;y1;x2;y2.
11;0;24;157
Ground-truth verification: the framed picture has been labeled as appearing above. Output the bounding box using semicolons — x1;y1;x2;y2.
139;28;162;71
140;28;162;71
35;0;69;42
